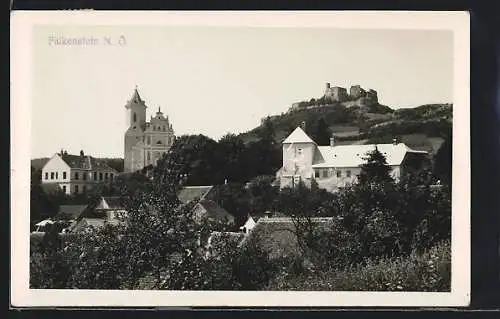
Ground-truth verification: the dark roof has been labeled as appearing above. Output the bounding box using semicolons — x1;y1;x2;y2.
101;196;124;209
196;199;234;223
58;205;89;220
60;154;116;171
240;217;334;260
177;186;213;205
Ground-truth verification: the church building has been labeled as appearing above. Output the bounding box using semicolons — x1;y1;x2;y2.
124;87;176;173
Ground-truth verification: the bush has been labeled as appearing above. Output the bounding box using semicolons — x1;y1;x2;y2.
265;240;451;291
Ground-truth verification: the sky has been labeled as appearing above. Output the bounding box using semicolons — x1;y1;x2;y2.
32;26;453;158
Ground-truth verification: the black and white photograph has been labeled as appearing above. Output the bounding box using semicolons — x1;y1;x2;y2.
11;11;470;307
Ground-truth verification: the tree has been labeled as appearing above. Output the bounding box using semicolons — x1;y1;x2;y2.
358;147;395;187
218;133;247;183
155;134;223;186
307;117;332;146
433;133;452;186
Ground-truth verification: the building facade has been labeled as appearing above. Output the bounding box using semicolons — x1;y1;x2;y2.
277;126;430;192
124;87;176;173
41;151;118;195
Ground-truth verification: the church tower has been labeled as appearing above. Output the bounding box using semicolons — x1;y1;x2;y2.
124;86;147;173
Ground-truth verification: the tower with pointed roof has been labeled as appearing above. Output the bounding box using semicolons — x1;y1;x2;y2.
280;125;317;188
124;86;176;173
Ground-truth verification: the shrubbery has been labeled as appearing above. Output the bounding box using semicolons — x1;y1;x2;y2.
30;142;451;292
265;240;451;291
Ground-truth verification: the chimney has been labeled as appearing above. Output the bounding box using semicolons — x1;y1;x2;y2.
392;138;398;145
330;135;335;147
80;150;84;157
264;211;272;219
325;82;331;89
300;121;306;130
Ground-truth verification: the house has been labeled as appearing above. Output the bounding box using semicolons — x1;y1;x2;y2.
176;185;234;226
57;204;89;221
277;125;430;192
238;216;335;261
41;150;118;195
124;86;176;173
239;215;257;234
192;199;235;225
95;196;128;220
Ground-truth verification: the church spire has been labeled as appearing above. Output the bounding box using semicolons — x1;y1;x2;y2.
131;85;143;103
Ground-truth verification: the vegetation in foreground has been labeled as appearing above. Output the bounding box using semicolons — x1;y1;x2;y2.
30;135;451;291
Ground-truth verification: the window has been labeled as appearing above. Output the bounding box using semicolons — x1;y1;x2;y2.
314;170;320;178
74;185;79;194
336;170;341;178
63;171;67;179
74;172;79;180
297;148;303;156
147;152;151;161
99;172;103;181
62;185;66;193
56;172;58;179
110;173;114;180
346;170;351;178
105;172;108;180
83;173;87;180
50;172;54;180
322;169;329;178
93;172;97;180
45;172;48;180
133;112;137;122
147;136;151;145
82;185;87;193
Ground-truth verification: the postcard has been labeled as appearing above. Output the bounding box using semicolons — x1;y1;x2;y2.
11;11;470;307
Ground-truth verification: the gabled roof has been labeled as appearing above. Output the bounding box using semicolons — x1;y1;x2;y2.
59;153;117;171
177;186;214;205
99;196;124;210
312;143;428;168
282;126;316;144
239;217;334;259
195;199;234;223
58;205;89;220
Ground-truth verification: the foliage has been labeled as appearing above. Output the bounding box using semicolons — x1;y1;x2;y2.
306;117;332;145
265;240;451;291
433;132;452;186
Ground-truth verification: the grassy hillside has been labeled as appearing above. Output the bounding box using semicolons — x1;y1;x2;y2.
239;103;452;156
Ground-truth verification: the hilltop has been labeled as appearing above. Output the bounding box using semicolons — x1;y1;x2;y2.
239;83;452;156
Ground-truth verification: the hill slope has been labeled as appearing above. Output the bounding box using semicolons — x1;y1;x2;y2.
239;102;452;156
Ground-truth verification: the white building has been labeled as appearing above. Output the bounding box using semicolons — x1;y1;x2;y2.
41;151;118;195
277;126;430;192
124;87;176;173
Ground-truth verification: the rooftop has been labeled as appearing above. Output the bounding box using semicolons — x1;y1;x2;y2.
239;217;334;260
59;153;117;171
177;185;214;205
282;126;316;144
57;205;89;220
313;143;428;168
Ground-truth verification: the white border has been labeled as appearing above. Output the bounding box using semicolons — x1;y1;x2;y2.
10;11;470;307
